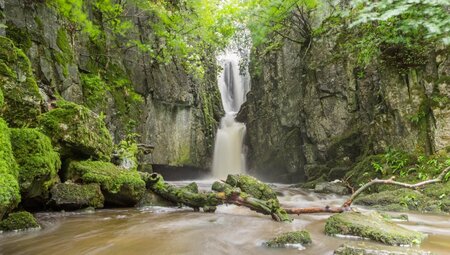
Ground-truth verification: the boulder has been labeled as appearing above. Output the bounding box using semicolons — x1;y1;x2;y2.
39;100;113;160
225;174;278;201
325;211;426;246
314;181;350;195
66;160;145;207
0;118;20;220
334;243;434;255
50;183;104;210
265;231;312;248
10;128;61;208
137;190;177;207
0;36;43;127
0;211;40;232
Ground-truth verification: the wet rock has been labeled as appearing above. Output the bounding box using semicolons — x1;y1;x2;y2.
137;190;177;208
0;118;20;220
66;160;145;207
39;100;113;161
50;183;104;210
314;181;350;195
325;211;426;246
265;230;312;248
10;128;61;209
334;243;434;255
0;211;40;232
225;174;278;201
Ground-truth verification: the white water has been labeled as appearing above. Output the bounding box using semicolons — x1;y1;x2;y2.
212;52;250;179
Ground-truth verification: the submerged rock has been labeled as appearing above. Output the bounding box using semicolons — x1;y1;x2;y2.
0;118;20;220
325;211;426;246
50;183;104;210
10;128;61;209
265;230;312;248
225;174;278;201
39;100;113;160
66;161;145;207
334;243;434;255
314;181;350;195
0;211;40;232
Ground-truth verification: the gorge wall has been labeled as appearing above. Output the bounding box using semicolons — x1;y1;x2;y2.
0;0;223;170
238;8;450;183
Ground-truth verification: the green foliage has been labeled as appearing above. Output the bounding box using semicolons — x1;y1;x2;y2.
5;21;32;51
80;73;108;108
10;129;61;197
0;211;39;231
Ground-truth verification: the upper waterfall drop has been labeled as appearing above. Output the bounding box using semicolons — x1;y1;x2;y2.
212;51;250;179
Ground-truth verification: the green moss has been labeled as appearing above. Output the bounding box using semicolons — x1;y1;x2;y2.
54;28;73;78
39;100;113;160
355;189;427;211
325;211;426;246
66;160;145;206
5;22;32;51
0;211;39;231
50;183;104;210
265;231;312;248
10;129;61;199
0;118;20;220
344;155;384;189
225;174;278;201
80;73;108;108
0;36;43;127
0;87;3;108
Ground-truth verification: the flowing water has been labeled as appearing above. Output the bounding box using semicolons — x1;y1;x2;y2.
1;182;449;255
212;52;250;179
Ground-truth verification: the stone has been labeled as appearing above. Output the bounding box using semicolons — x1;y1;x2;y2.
39;100;113;160
314;181;350;195
66;160;145;207
10;128;61;208
50;183;104;210
325;211;426;246
265;230;312;248
0;211;40;232
334;243;434;255
137;190;177;208
225;174;278;201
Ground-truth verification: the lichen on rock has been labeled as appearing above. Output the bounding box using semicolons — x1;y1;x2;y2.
325;211;426;246
265;231;312;248
10;128;61;205
39;100;113;160
66;160;145;206
50;182;104;210
0;211;39;232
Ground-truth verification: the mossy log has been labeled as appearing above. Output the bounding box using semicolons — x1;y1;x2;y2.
145;173;292;222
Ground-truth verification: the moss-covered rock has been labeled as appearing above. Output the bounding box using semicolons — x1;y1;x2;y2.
50;183;104;210
325;211;426;246
0;87;4;108
0;211;39;232
66;160;145;206
334;243;434;255
0;36;43;127
225;174;278;201
0;118;20;220
10;129;61;207
314;181;350;195
354;189;428;212
265;231;312;248
39;100;113;160
137;190;177;207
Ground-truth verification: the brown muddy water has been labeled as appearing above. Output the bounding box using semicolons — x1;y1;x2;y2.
1;181;449;255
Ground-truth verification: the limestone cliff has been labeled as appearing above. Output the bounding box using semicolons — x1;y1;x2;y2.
1;0;223;169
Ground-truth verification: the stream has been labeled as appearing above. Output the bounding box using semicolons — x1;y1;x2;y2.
1;181;449;255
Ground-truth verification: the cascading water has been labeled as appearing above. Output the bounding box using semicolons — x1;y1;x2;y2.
212;52;250;179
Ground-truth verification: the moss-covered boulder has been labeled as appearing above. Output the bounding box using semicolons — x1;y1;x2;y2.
0;118;20;220
265;231;312;248
50;183;104;210
0;36;43;127
10;129;61;208
314;181;350;195
66;160;145;206
334;243;434;255
225;174;278;201
0;211;40;232
39;100;113;160
325;211;426;246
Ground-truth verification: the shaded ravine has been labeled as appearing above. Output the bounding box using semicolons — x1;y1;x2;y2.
0;182;449;255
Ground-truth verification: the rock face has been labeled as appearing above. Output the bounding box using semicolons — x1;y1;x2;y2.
10;128;61;209
50;183;104;210
325;211;426;246
237;5;450;182
2;0;223;170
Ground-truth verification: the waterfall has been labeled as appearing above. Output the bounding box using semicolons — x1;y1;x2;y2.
212;52;250;179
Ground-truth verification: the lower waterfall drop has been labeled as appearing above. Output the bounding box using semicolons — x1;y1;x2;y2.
212;52;250;179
